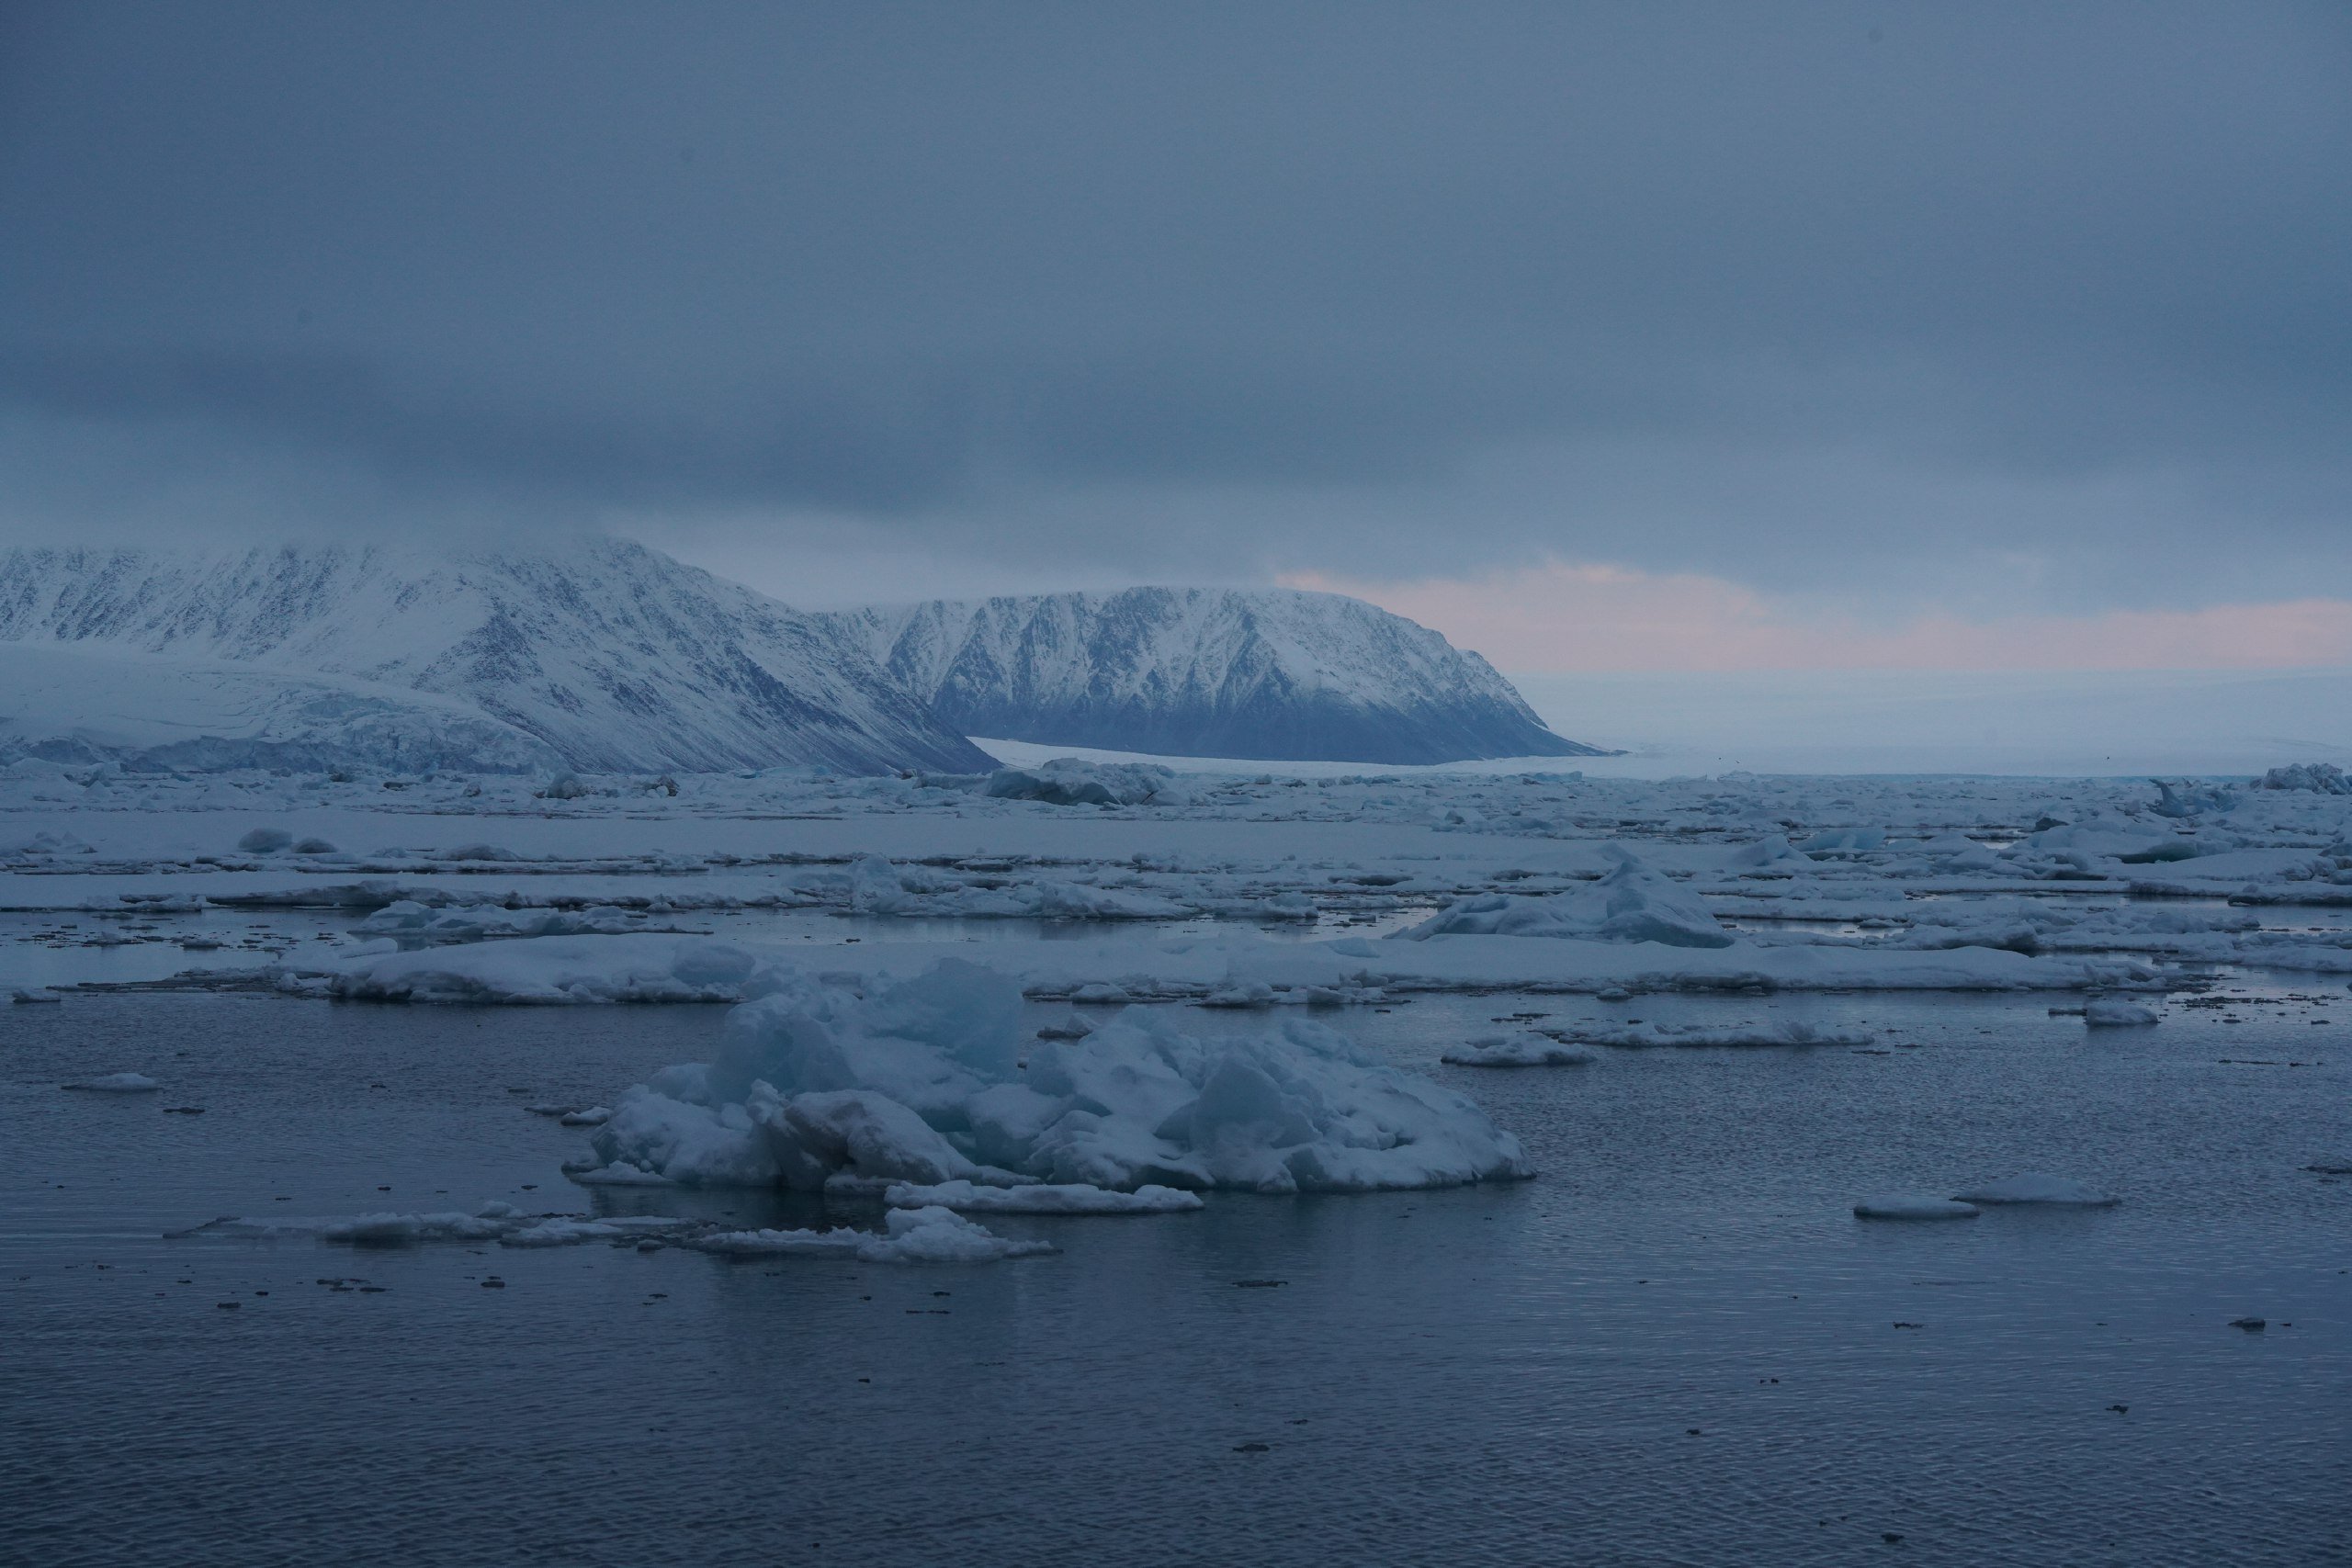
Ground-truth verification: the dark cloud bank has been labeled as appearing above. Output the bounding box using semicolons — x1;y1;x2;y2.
2;2;2346;610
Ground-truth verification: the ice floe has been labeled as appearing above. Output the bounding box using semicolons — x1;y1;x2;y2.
1403;850;1732;947
582;958;1531;1194
1440;1032;1599;1067
1949;1174;2118;1206
883;1179;1204;1213
175;1201;1045;1262
1554;1020;1872;1049
695;1205;1056;1263
1853;1196;1980;1221
62;1072;162;1092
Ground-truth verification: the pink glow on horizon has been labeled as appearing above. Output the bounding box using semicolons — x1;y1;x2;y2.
1280;561;2352;673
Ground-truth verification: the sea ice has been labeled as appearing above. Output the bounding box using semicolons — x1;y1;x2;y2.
1853;1196;1981;1220
1560;1021;1871;1049
62;1073;162;1092
2084;998;2160;1026
1950;1174;2119;1206
1403;850;1732;948
695;1206;1056;1263
883;1179;1204;1213
587;958;1531;1194
984;758;1191;807
1441;1032;1599;1066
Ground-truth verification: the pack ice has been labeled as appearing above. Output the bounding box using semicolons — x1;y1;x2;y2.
583;959;1532;1194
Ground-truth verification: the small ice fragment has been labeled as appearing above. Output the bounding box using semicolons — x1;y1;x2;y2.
1853;1195;1980;1221
558;1105;613;1126
1441;1032;1598;1067
63;1073;161;1093
561;1160;678;1187
2229;1316;2267;1331
12;987;62;1004
2085;998;2159;1026
1950;1174;2118;1206
237;828;293;854
884;1179;1204;1214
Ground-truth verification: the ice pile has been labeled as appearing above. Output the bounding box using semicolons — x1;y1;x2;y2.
1403;850;1732;948
583;958;1531;1194
2258;762;2352;795
984;758;1192;807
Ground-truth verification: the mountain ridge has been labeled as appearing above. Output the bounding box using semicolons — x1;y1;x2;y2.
822;585;1600;764
0;540;992;774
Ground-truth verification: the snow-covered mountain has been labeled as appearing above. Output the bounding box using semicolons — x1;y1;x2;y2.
822;587;1601;764
0;641;566;774
0;541;991;774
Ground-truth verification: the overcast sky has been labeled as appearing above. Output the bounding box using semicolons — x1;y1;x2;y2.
4;3;2347;667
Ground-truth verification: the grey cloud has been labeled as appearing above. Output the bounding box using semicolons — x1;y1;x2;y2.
2;1;2347;606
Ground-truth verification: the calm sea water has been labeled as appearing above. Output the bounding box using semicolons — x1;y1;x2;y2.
5;982;2347;1566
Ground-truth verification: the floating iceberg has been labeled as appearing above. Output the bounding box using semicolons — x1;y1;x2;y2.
984;758;1191;807
584;958;1532;1195
2084;998;2160;1026
1403;850;1732;948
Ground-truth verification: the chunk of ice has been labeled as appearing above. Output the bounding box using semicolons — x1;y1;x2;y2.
1853;1196;1980;1221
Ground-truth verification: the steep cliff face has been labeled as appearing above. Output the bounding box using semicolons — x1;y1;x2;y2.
824;586;1600;764
0;540;993;774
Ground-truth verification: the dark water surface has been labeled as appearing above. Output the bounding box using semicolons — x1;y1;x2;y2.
4;988;2347;1567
